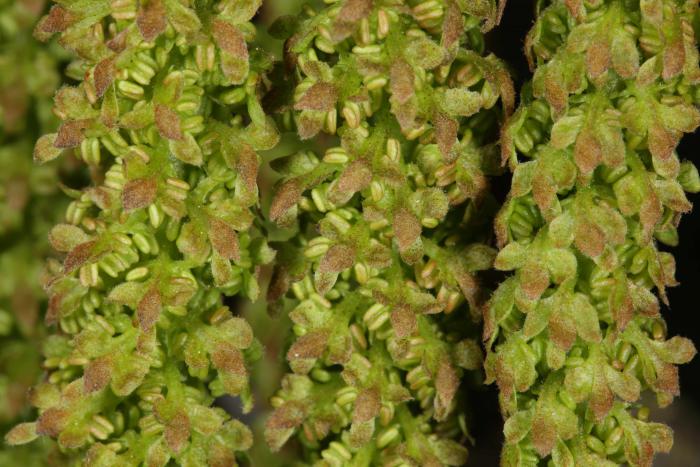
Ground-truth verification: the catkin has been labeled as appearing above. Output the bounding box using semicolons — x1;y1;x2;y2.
5;0;278;464
263;1;513;464
486;1;699;465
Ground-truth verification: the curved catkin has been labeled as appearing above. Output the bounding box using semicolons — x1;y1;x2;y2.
264;1;512;464
0;0;68;462
5;0;279;463
486;1;699;465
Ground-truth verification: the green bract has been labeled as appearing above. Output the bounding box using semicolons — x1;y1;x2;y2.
263;0;512;464
487;0;699;465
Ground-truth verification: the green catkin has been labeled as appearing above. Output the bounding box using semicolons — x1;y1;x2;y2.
0;0;67;462
5;0;279;464
486;0;699;465
263;0;512;465
4;0;700;465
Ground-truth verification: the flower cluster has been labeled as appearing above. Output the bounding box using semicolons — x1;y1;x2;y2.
3;0;700;465
486;0;699;465
5;0;279;464
263;0;513;464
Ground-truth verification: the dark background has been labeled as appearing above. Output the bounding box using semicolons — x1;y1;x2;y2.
468;3;700;465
